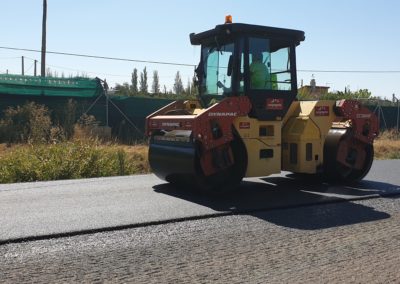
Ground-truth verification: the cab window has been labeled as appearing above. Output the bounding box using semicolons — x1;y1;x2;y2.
201;42;234;96
249;37;292;91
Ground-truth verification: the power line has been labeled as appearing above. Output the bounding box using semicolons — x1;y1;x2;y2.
0;46;196;68
2;45;400;74
0;56;20;60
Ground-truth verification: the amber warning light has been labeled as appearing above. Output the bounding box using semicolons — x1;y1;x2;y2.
225;15;232;24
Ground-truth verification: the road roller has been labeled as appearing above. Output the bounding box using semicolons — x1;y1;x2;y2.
146;17;379;193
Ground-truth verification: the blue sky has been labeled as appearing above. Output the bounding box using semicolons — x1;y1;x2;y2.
1;0;400;98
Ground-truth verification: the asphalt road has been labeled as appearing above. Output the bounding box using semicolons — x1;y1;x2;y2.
0;160;399;243
1;160;400;283
1;196;399;283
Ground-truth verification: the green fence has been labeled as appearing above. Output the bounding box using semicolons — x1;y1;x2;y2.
0;74;103;98
0;75;174;141
0;74;174;141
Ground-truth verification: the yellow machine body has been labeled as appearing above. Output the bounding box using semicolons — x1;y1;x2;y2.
232;101;337;177
233;118;282;177
281;100;337;174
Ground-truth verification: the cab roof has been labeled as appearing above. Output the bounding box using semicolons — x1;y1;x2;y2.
190;23;305;46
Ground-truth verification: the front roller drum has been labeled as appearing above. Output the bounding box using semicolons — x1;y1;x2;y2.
149;138;198;186
149;134;247;193
324;129;374;183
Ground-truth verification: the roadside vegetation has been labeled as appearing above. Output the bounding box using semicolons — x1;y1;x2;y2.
374;129;400;159
0;141;149;183
0;101;149;183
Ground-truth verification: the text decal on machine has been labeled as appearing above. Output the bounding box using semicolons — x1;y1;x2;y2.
315;106;329;116
208;112;237;117
239;122;251;129
266;98;284;110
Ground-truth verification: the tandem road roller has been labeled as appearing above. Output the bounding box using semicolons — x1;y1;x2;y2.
146;17;379;193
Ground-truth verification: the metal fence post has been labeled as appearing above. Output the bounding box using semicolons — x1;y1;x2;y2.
397;97;399;132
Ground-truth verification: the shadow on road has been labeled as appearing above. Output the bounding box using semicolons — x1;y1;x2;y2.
153;175;400;230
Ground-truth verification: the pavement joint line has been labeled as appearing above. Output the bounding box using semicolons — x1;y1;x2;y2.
1;191;399;246
0;175;138;192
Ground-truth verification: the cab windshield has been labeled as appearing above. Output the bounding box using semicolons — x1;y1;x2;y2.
249;37;292;91
200;42;234;97
196;37;293;102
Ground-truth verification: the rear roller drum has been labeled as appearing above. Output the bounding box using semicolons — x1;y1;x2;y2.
323;129;374;183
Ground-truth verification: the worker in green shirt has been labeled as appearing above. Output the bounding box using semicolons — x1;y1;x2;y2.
250;52;277;90
250;52;268;89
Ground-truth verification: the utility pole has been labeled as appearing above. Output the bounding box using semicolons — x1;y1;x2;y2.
34;60;38;76
41;0;47;77
104;79;109;127
22;56;25;75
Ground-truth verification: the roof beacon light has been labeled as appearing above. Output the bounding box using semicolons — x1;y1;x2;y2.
225;15;232;24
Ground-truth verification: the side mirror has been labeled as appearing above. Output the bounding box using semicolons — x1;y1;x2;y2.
194;64;202;86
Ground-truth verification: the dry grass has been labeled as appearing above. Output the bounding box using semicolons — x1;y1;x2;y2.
374;130;400;159
0;140;150;183
72;125;150;174
374;139;400;159
0;142;149;165
115;143;150;173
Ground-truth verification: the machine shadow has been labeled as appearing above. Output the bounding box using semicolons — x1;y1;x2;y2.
153;175;399;230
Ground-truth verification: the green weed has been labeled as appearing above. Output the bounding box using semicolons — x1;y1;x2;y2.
0;141;148;183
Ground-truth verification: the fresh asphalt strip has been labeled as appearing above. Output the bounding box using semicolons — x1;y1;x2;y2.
1;190;399;246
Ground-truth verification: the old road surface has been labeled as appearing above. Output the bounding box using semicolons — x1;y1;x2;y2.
1;160;400;283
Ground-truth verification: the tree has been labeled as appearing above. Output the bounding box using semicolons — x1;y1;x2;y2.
114;83;130;96
185;78;191;96
139;67;148;95
173;71;184;95
46;68;56;77
152;70;160;94
353;89;372;99
131;68;138;95
319;88;372;100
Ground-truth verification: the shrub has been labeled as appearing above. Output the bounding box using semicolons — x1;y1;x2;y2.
374;129;400;159
78;113;99;126
0;102;52;144
378;129;400;140
52;99;77;139
0;140;149;183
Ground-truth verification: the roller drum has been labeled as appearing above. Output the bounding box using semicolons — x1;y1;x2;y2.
324;129;374;182
149;137;198;184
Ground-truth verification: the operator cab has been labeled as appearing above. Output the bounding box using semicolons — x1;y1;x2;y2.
190;19;305;121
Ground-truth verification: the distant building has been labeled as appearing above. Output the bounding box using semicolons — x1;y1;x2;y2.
298;78;330;99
